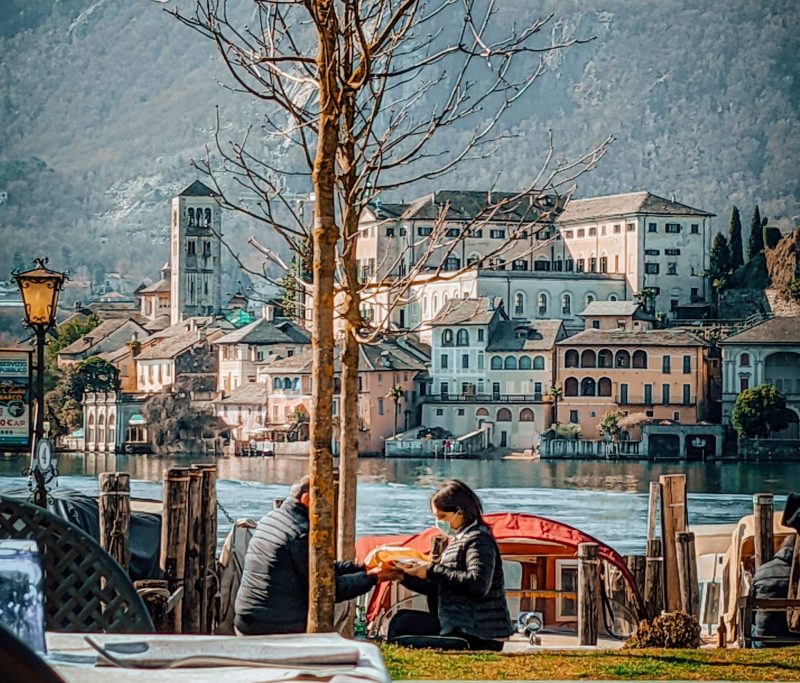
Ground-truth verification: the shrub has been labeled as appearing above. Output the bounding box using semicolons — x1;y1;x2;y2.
731;384;789;439
625;611;701;649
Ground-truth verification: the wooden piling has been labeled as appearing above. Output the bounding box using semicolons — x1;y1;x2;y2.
675;531;700;618
644;538;665;620
578;542;600;646
98;472;130;573
182;468;203;633
196;464;218;633
753;493;774;570
160;467;190;633
647;481;660;543
659;474;687;612
625;554;647;606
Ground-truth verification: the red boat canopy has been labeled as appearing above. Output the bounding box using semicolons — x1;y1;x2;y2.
356;512;646;622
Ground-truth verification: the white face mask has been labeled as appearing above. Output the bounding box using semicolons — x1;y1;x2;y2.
434;519;455;536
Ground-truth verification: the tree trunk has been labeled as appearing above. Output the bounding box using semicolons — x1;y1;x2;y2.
307;0;340;634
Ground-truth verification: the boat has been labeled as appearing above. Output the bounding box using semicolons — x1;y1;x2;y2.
355;512;647;642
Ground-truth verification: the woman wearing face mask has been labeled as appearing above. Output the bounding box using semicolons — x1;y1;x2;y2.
387;479;512;651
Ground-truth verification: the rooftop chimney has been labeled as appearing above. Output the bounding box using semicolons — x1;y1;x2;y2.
262;304;275;322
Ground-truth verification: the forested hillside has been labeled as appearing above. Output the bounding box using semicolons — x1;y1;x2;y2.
0;0;797;287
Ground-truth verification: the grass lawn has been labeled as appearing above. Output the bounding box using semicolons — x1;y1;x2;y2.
381;645;800;680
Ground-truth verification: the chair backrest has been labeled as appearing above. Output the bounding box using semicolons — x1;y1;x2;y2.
0;496;154;634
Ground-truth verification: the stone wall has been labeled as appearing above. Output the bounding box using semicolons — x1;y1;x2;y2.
739;438;800;461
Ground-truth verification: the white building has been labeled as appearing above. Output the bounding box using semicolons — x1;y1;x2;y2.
555;192;714;316
719;316;800;438
421;296;565;450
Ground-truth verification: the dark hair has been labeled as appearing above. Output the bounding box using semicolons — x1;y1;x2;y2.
430;479;484;526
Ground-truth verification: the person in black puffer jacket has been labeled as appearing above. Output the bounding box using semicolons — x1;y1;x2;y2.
235;476;398;635
389;480;513;651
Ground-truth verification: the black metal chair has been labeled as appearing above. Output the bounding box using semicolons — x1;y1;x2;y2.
0;496;154;634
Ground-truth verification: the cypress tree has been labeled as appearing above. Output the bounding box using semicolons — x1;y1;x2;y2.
709;232;731;279
728;206;744;270
748;205;764;260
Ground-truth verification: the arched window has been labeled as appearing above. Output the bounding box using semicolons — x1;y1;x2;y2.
504;356;518;370
561;293;571;315
456;329;469;346
423;295;429;316
442;329;454;346
497;408;513;422
518;356;532;370
597;377;612;397
293;378;300;390
580;377;596;396
615;350;631;368
519;408;535;422
514;292;525;317
609;294;618;301
740;353;750;367
537;293;548;315
632;350;648;369
204;208;212;227
273;377;282;390
533;355;545;370
476;407;489;417
467;252;481;266
580;349;596;368
564;349;579;368
283;377;293;390
585;293;596;307
490;356;503;370
87;413;95;443
598;349;613;368
432;294;439;313
564;377;579;396
107;413;115;444
97;413;106;443
188;208;195;227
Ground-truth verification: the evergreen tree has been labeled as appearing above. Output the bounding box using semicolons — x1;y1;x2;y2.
748;205;764;260
709;232;731;279
280;239;312;322
728;206;744;270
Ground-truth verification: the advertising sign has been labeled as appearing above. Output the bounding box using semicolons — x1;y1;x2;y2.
0;349;32;450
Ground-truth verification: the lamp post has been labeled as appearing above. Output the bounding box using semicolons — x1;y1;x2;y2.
14;257;66;507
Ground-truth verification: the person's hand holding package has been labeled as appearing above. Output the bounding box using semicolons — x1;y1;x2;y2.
364;545;429;582
395;558;430;579
367;564;404;582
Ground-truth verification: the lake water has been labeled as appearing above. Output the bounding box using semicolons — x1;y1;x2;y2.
0;453;795;554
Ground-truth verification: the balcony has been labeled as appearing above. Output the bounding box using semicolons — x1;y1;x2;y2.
428;393;543;403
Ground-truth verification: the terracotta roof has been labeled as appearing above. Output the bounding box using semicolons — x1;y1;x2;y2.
368;190;563;223
135;330;212;360
137;278;170;295
179;180;217;197
58;318;144;356
217;382;268;405
486;319;565;352
558;328;707;347
557;192;714;223
579;300;651;318
213;318;310;346
720;316;800;345
430;297;505;326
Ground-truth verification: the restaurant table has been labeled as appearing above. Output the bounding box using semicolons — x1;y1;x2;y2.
44;632;391;683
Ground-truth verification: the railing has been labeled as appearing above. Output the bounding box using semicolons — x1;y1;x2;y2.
427;393;544;403
540;439;641;458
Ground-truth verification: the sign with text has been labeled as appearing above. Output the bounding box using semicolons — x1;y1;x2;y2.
0;349;32;450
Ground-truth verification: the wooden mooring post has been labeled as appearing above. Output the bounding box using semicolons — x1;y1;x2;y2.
196;463;218;633
675;531;700;618
644;537;665;620
98;472;130;573
659;474;687;612
182;468;204;633
625;555;646;608
160;467;190;633
578;542;600;646
753;493;774;570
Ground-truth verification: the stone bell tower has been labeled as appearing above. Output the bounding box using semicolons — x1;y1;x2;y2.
170;180;223;324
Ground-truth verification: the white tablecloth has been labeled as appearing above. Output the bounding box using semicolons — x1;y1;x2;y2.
45;632;390;683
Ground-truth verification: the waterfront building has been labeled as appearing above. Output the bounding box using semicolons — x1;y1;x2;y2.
578;300;655;331
215;383;269;443
56;317;148;369
83;391;148;454
212;307;310;393
556;328;710;438
422;296;565;449
719;316;800;438
256;337;429;455
554;192;714;316
135;262;172;329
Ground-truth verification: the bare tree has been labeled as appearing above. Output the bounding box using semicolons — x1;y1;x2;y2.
172;0;610;631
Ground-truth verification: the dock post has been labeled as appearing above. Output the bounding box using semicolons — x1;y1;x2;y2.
753;493;774;570
182;468;204;633
625;555;646;605
675;531;700;618
196;464;218;633
160;467;190;633
644;538;665;620
647;481;660;543
659;474;687;612
98;472;130;573
577;542;600;646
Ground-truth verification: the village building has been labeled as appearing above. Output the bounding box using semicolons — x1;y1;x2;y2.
255;337;429;455
555;328;710;439
56;317;148;369
215;383;269;444
554;192;715;317
422;296;565;450
718;316;800;439
213;307;310;393
578;300;656;331
134;263;172;330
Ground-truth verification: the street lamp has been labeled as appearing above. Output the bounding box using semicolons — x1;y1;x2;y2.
14;257;66;506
